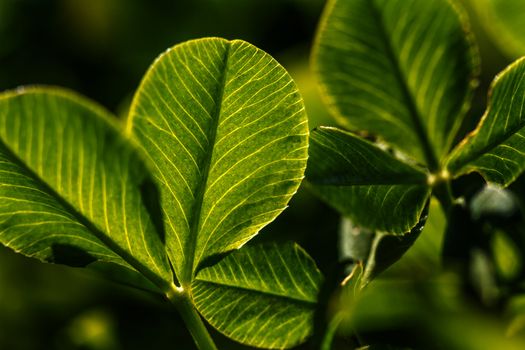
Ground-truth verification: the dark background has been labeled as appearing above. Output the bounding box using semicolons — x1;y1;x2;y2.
0;0;519;349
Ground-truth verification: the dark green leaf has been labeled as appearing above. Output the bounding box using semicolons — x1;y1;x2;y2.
386;199;446;277
339;206;428;286
313;0;478;166
307;127;430;234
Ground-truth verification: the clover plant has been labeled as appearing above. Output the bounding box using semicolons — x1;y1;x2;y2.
307;0;525;288
0;38;322;350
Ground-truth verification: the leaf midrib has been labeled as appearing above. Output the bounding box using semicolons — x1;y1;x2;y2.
0;133;169;291
368;0;439;171
194;278;317;305
184;42;231;285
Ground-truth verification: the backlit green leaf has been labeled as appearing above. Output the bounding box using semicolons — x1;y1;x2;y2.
127;38;308;284
447;58;525;186
0;88;172;292
192;242;322;349
0;38;318;349
313;0;478;166
306;127;430;234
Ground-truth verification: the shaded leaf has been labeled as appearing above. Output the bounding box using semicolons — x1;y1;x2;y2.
0;88;172;292
192;242;322;349
339;205;428;286
339;218;373;264
361;212;427;284
306;127;430;234
447;58;525;186
386;199;446;277
127;38;308;285
313;0;478;165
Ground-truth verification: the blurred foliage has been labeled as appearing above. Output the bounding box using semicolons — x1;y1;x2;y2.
468;0;525;59
336;275;525;350
2;0;525;349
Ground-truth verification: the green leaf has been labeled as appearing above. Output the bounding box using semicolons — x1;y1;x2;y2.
387;198;446;277
447;58;525;186
306;127;431;234
339;217;374;264
0;88;172;291
339;205;428;286
471;0;525;58
313;0;478;166
191;242;322;349
492;229;522;282
127;38;308;284
361;210;427;284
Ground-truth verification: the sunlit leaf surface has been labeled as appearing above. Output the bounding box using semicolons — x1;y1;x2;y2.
192;242;322;349
0;88;173;291
128;38;309;285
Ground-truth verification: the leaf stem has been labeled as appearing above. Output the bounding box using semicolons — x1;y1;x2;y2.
167;286;218;350
320;312;344;350
433;179;454;214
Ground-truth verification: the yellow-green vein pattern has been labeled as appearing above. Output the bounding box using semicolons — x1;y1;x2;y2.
192;242;322;349
128;38;309;284
0;89;173;290
448;57;525;186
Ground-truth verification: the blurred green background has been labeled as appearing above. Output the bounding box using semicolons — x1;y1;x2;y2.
0;0;524;349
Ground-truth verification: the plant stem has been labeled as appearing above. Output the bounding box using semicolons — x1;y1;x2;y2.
433;180;454;214
320;312;343;350
167;286;218;350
